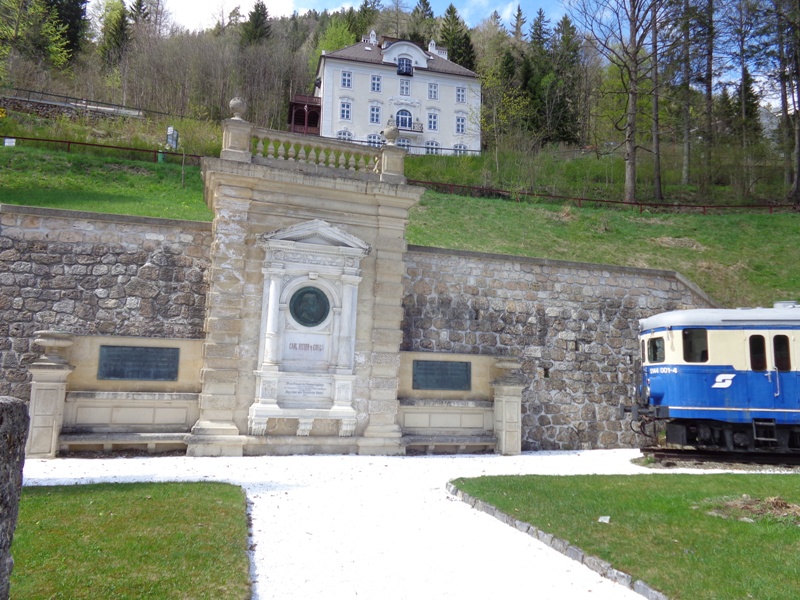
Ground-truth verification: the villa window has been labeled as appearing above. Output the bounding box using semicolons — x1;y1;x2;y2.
371;75;382;93
400;79;410;96
341;71;352;88
396;110;413;129
425;140;441;155
456;86;466;103
456;115;466;135
427;112;438;131
340;101;351;120
428;83;438;100
370;105;381;124
397;57;413;76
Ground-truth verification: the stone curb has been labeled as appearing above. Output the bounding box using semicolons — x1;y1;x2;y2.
445;482;669;600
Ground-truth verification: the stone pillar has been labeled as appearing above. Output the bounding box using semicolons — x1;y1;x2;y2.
492;359;525;456
0;397;27;600
25;331;74;459
186;193;250;457
358;236;408;456
220;98;253;163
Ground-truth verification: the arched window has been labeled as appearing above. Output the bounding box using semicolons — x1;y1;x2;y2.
367;134;383;148
336;130;353;141
397;138;411;151
425;140;441;155
396;110;413;129
453;144;468;156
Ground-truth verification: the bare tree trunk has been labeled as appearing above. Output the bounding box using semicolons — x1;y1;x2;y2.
778;5;793;188
701;0;714;197
681;0;691;186
652;1;663;201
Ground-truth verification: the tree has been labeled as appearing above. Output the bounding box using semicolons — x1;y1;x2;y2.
407;0;435;44
439;4;475;70
569;0;666;203
44;0;87;55
308;17;356;80
98;0;129;66
472;11;508;75
240;0;270;47
1;0;70;81
511;4;526;43
129;0;148;23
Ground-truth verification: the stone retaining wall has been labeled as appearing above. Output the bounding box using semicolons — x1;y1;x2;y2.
401;246;714;451
0;205;212;402
0;396;28;600
2;206;716;451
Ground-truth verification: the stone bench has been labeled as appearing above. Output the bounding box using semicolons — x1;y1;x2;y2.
59;432;189;454
403;435;497;454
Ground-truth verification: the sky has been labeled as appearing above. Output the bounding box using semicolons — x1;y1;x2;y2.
140;0;568;35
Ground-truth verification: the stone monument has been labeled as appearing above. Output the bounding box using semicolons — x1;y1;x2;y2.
186;99;424;456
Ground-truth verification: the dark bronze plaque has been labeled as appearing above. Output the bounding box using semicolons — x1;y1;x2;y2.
289;286;330;327
412;360;471;391
98;346;180;381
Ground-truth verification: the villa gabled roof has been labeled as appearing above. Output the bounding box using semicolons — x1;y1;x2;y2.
323;39;478;79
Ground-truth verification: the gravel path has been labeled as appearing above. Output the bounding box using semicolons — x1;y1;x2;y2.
24;449;658;599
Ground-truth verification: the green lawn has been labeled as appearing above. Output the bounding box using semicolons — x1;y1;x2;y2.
453;473;800;600
10;482;251;599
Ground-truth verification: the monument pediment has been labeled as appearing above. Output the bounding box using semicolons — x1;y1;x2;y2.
262;220;371;253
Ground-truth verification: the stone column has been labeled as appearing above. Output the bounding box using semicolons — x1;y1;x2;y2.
262;268;285;367
25;331;74;459
492;359;525;456
0;396;27;600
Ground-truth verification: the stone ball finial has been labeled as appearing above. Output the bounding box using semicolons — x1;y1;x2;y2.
230;97;247;120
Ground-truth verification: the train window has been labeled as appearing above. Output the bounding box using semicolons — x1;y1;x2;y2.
682;328;708;363
647;337;665;363
749;335;767;371
774;335;791;371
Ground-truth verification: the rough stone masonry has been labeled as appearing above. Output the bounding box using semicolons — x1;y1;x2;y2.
0;397;28;600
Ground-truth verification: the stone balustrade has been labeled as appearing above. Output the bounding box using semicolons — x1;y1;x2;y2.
253;128;381;174
220;98;407;184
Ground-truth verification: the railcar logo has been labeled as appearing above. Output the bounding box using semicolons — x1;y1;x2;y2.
711;374;736;389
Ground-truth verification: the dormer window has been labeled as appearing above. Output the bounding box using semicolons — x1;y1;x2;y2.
397;57;413;76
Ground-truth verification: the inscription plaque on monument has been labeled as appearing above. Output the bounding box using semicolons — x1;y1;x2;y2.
412;360;471;391
98;346;180;381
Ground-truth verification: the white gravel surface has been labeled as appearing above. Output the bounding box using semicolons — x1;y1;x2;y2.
24;449;659;600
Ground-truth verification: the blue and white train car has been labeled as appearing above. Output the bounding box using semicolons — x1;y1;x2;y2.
630;302;800;452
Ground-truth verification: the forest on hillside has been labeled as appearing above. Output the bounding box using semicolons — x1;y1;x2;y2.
2;0;800;204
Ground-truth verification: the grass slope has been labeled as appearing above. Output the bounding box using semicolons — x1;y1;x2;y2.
3;145;799;307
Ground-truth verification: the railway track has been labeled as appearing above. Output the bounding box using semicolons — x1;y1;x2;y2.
641;447;800;467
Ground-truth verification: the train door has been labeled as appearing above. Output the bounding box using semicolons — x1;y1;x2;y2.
746;333;793;412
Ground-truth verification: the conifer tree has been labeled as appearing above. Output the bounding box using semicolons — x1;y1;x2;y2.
439;3;475;70
240;0;270;47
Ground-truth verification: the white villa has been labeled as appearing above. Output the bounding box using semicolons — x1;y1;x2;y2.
290;31;481;155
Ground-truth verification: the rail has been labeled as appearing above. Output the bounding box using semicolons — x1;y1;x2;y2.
1;136;201;164
407;179;793;215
